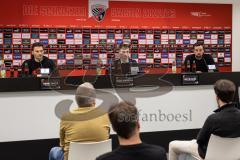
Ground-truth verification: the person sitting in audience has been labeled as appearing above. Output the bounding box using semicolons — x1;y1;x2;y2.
169;79;240;160
96;102;167;160
49;82;110;160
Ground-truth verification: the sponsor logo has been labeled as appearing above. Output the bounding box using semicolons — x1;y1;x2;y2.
91;4;107;22
191;11;211;17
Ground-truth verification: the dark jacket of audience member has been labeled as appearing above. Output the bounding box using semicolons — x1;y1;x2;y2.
197;80;240;158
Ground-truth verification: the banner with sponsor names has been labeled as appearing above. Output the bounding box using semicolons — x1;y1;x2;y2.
0;0;232;71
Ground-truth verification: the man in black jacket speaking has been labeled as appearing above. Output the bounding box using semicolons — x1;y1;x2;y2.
184;43;216;72
22;42;57;75
111;44;139;75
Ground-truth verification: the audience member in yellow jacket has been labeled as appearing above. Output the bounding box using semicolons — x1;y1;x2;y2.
49;82;110;160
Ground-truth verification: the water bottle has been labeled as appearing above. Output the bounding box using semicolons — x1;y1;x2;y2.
96;60;102;75
24;63;29;76
192;60;196;73
181;62;185;73
186;60;191;72
17;63;22;77
96;66;102;75
10;64;14;78
0;62;6;78
172;60;177;73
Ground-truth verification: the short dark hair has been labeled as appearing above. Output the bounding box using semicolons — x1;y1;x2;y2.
118;44;130;50
214;79;236;103
109;102;138;139
193;42;204;49
32;42;44;51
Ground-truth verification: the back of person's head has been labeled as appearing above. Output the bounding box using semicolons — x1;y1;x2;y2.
214;79;236;103
75;82;96;107
109;102;138;139
32;42;44;51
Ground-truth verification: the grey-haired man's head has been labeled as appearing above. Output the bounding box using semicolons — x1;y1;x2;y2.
75;82;96;107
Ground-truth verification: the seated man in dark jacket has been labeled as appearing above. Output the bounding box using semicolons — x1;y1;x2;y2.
22;42;57;75
184;43;217;72
111;44;139;75
169;79;240;160
97;102;167;160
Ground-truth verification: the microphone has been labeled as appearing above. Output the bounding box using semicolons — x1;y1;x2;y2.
202;56;209;72
40;61;43;70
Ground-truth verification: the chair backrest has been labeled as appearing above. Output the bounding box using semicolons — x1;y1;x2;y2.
205;134;240;160
178;154;200;160
68;139;112;160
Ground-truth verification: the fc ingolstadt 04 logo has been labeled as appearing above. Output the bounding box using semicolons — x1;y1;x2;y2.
91;4;107;22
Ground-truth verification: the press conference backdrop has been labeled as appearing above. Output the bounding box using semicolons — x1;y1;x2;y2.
0;0;232;73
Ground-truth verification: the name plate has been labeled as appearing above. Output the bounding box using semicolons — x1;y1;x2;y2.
40;77;61;90
181;73;199;85
114;75;134;88
130;66;139;75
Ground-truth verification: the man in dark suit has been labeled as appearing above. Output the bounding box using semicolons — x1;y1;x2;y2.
184;43;217;72
111;45;138;75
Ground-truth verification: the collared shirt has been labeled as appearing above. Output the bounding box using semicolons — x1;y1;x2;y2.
112;59;138;75
120;58;129;64
197;103;240;158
